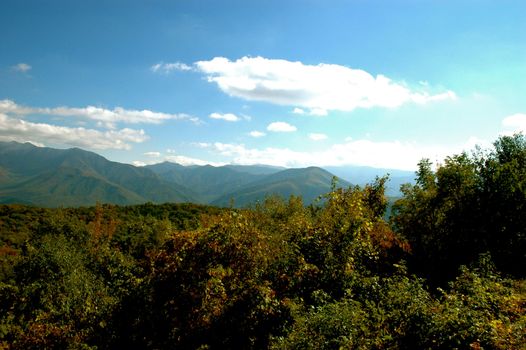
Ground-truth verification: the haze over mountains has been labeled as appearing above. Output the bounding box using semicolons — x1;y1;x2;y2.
0;141;414;207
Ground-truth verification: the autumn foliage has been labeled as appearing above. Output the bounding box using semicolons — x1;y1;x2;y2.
1;136;525;349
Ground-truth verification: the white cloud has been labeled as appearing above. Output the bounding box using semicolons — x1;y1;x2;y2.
194;142;211;148
502;113;526;134
464;136;492;150
164;155;224;167
0;113;148;150
249;130;266;138
12;63;31;73
26;141;45;147
133;161;147;167
326;140;449;170
198;138;466;170
0;99;33;114
45;106;198;126
166;148;177;154
151;61;193;73
292;107;327;116
292;107;305;115
267;121;297;132
209;112;241;122
0;99;200;127
309;108;328;116
144;151;161;157
195;56;456;113
309;133;327;141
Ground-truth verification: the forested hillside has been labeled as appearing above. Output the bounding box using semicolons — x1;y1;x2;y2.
0;141;353;207
0;135;525;349
210;167;351;207
0;142;196;206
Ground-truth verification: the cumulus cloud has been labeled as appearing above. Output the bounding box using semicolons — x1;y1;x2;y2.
0;99;34;115
463;136;492;151
209;112;241;122
502;113;526;134
309;108;328;116
164;155;224;167
292;107;327;116
194;142;212;148
267;121;297;132
293;108;305;115
249;130;266;138
0;99;200;127
197;138;468;170
309;133;327;141
0;113;148;150
195;56;456;113
144;151;161;157
151;61;193;73
12;63;31;73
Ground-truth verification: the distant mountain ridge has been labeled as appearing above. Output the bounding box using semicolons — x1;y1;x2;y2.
0;141;414;207
210;167;350;207
145;162;274;203
0;142;195;206
325;166;414;197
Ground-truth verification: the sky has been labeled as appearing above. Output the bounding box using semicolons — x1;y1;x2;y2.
1;0;525;170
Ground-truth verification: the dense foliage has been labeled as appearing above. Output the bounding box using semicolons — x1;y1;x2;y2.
392;134;526;283
1;135;525;349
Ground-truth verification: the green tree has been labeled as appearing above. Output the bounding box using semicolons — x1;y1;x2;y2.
392;134;526;283
125;210;290;349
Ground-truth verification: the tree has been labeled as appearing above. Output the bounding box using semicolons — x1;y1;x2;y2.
392;134;526;283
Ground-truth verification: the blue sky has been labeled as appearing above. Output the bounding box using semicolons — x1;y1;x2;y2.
1;0;525;170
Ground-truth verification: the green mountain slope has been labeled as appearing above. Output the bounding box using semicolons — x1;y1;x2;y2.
211;167;351;207
223;164;285;175
0;167;145;206
0;142;197;206
0;142;411;208
146;162;269;202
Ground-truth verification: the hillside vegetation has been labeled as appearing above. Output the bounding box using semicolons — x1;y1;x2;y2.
0;142;195;206
0;135;525;349
0;141;353;207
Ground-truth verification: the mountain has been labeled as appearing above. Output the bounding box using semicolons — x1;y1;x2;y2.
211;167;351;207
325;165;414;196
0;142;196;207
223;164;285;175
0;141;414;208
146;163;348;207
146;162;276;202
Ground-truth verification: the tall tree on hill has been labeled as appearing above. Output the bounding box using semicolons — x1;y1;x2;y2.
392;134;526;283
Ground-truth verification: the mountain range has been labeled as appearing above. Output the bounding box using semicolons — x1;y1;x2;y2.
0;141;414;207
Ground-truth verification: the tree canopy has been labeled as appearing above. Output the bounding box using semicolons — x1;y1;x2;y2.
1;135;525;349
